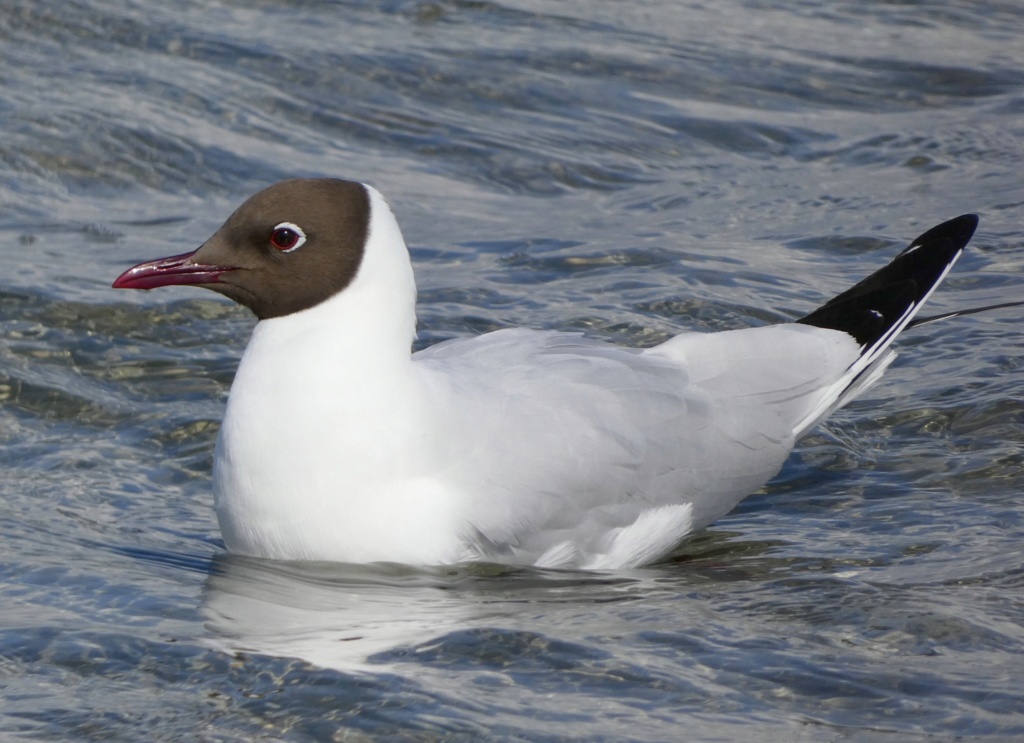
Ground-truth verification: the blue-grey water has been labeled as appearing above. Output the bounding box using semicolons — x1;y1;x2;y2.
2;1;1024;740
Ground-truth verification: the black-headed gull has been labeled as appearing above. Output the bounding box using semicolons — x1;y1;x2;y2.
114;179;982;569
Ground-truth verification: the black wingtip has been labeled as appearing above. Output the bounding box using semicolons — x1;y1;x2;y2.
797;214;978;348
900;213;978;256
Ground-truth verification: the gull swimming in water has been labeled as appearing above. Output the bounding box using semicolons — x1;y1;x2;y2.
114;179;997;569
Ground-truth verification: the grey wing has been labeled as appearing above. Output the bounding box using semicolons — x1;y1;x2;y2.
413;328;824;566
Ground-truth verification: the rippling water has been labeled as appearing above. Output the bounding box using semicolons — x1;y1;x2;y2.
2;1;1024;739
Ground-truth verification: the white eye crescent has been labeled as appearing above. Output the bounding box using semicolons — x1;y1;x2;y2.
269;222;307;253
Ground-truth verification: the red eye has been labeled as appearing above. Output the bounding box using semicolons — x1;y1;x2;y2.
270;222;307;252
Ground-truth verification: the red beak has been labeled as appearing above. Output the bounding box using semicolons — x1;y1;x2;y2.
112;250;234;290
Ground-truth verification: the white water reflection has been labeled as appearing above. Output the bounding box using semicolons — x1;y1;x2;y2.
200;555;660;673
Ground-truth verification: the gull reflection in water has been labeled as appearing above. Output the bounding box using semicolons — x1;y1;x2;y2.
199;554;658;673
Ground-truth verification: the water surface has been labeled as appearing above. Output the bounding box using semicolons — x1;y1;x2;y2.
2;1;1024;739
